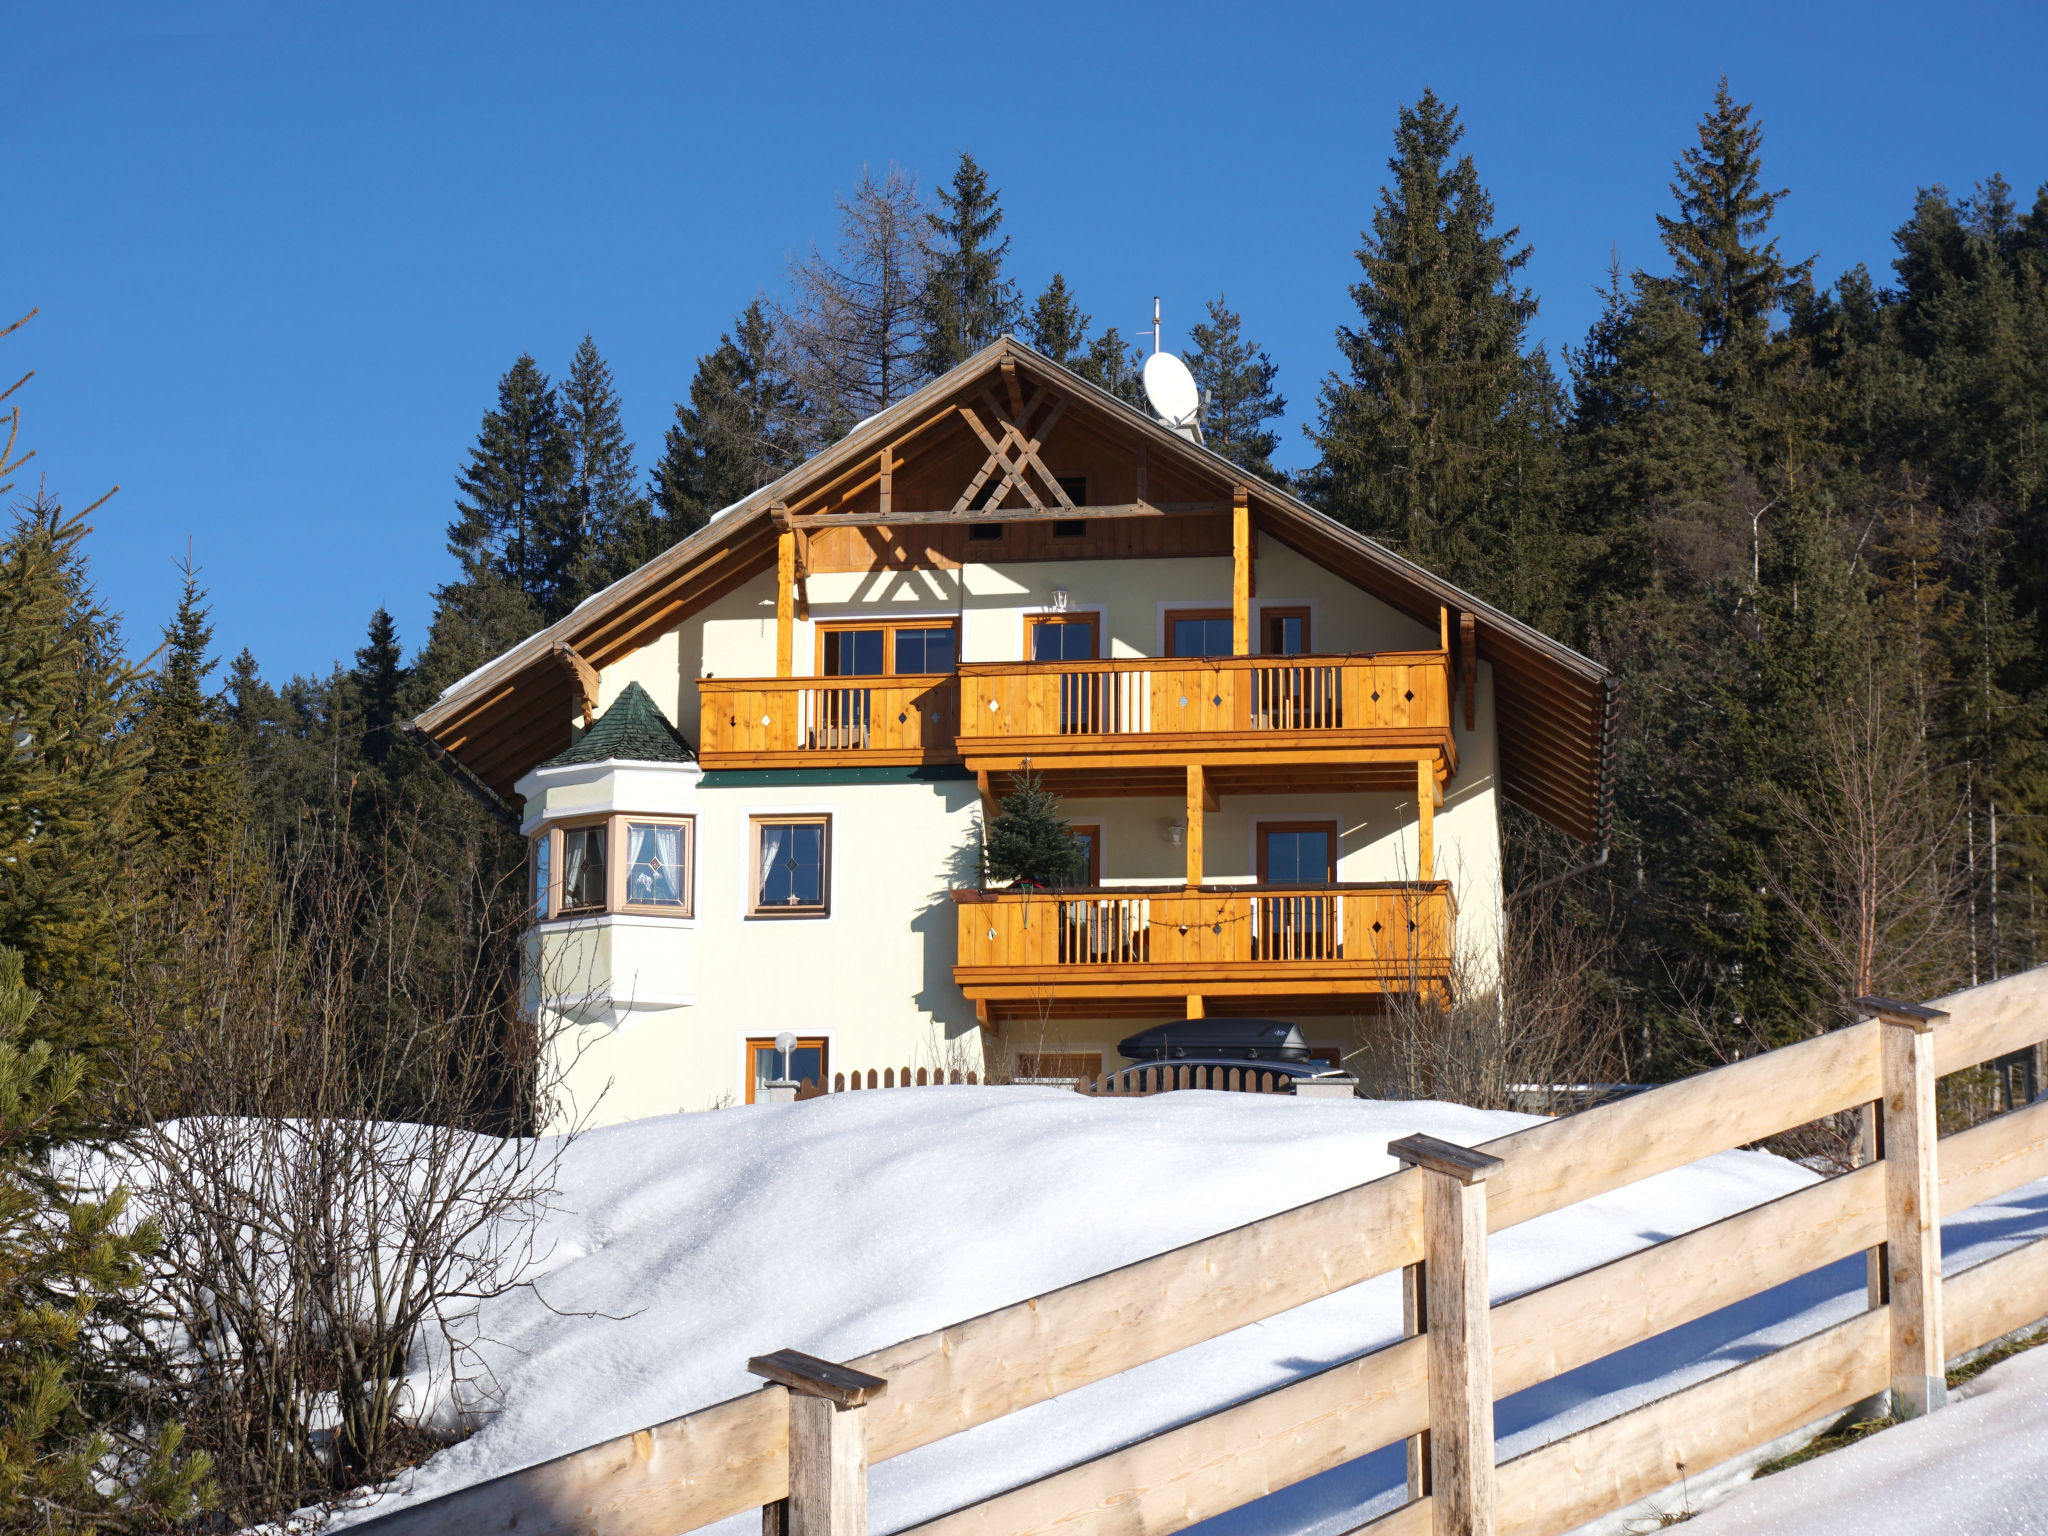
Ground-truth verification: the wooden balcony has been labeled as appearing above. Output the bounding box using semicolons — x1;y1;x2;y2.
952;882;1455;1019
955;652;1454;795
698;677;961;768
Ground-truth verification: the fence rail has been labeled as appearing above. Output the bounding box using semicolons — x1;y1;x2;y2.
698;676;961;766
352;967;2048;1536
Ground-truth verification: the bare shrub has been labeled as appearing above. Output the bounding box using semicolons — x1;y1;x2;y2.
98;811;583;1527
1353;882;1629;1113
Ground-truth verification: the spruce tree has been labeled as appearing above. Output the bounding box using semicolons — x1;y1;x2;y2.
1023;274;1090;366
137;566;241;866
920;151;1022;374
448;355;578;620
0;494;150;1046
983;768;1085;888
561;335;653;605
1074;327;1147;408
1308;90;1561;601
351;608;407;769
1184;295;1285;477
650;302;806;544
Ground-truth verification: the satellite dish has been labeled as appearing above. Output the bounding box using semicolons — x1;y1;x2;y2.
1141;351;1201;428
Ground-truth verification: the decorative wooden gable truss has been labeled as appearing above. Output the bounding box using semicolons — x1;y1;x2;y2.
409;338;1614;844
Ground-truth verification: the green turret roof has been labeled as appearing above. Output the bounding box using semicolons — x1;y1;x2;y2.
543;682;697;767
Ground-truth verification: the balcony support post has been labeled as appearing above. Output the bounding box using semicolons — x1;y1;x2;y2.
777;527;796;678
1416;759;1435;882
1232;486;1252;656
1185;764;1206;887
1186;995;1205;1019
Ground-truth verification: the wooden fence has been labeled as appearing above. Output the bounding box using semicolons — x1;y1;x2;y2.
353;967;2048;1536
793;1067;983;1099
1075;1063;1297;1096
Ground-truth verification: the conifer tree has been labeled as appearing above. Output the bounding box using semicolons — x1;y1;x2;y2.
1184;295;1285;477
1023;274;1090;366
448;355;578;620
0;493;151;1044
1074;327;1147;408
0;947;215;1526
650;302;806;543
137;566;241;866
351;608;407;769
919;151;1021;374
561;335;653;605
982;768;1085;888
1308;90;1561;601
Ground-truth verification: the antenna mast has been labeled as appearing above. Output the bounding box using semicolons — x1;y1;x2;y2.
1151;297;1161;355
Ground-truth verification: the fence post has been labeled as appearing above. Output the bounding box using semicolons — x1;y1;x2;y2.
748;1349;889;1536
1857;995;1952;1419
1391;1134;1504;1536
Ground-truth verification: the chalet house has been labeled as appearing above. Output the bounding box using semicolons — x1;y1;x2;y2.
411;339;1612;1125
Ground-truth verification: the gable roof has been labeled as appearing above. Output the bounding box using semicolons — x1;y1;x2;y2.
413;336;1613;842
541;681;697;768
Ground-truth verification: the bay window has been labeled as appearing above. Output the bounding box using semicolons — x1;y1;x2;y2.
531;815;694;921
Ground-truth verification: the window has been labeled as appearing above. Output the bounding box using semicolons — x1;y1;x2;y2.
1068;823;1102;886
560;823;608;913
623;820;691;912
532;815;695;920
818;620;958;677
531;833;552;920
1166;608;1235;658
968;522;1004;542
1262;607;1312;655
1028;613;1098;661
1052;519;1087;538
751;815;830;916
1258;822;1338;884
748;1036;828;1102
1056;476;1087;505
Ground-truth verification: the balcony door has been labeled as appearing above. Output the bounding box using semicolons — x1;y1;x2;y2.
1256;822;1339;961
1028;615;1105;733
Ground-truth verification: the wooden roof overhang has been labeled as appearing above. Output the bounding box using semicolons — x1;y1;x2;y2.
412;337;1613;842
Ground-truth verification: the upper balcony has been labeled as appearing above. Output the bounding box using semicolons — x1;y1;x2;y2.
694;651;1453;790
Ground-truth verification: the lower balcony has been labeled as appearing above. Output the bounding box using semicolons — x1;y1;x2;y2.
698;676;961;768
951;882;1455;1022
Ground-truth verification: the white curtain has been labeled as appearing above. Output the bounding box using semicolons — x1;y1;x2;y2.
629;824;685;906
757;822;789;905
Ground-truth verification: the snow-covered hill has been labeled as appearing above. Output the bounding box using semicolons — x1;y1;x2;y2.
345;1087;2048;1536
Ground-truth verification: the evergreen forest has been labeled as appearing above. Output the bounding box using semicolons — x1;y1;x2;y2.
4;82;2047;1524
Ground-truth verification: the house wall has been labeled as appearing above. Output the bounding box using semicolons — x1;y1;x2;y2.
527;538;1503;1126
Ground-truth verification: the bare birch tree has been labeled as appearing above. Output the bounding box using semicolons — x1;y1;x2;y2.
777;164;931;434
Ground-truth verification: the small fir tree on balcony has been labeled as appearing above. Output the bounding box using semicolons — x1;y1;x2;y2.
983;768;1085;889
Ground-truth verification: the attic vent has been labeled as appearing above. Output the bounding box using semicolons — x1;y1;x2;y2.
968;523;1004;542
1052;519;1086;538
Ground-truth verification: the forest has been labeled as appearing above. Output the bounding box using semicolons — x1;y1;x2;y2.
1;77;2044;1525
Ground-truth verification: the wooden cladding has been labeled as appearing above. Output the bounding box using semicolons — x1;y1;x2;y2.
699;677;962;767
952;883;1455;1001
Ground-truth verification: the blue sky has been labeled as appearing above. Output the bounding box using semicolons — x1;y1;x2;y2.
11;0;2046;684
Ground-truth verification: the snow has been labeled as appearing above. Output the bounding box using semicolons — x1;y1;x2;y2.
337;1088;2048;1536
1675;1336;2048;1535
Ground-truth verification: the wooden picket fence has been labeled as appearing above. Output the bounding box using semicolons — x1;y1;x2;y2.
355;967;2048;1536
1075;1062;1296;1095
793;1067;982;1099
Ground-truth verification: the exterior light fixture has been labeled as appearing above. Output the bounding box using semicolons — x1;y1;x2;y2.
1051;587;1069;611
1164;820;1186;847
774;1030;797;1081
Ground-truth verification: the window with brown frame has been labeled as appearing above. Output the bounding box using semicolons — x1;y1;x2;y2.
749;814;831;917
816;618;958;677
1067;823;1103;886
1261;606;1312;655
1026;612;1099;662
1257;821;1339;884
534;815;695;919
1164;607;1234;658
747;1036;828;1102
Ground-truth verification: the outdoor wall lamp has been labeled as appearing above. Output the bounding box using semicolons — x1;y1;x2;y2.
1051;587;1069;611
1163;820;1185;847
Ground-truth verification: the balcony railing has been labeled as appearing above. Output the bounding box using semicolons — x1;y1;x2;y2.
955;652;1450;751
952;882;1455;999
698;676;961;767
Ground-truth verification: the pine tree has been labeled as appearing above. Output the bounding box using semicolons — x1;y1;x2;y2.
1656;78;1813;357
137;566;241;866
1074;327;1147;408
1309;90;1561;601
1023;274;1090;366
560;335;653;605
0;947;215;1527
1184;295;1285;477
0;494;151;1046
448;355;578;620
919;151;1022;374
351;608;407;769
650;301;806;543
982;768;1085;888
779;164;931;431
